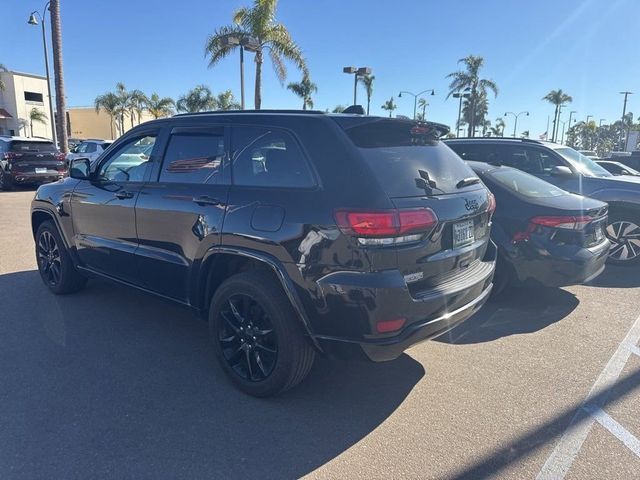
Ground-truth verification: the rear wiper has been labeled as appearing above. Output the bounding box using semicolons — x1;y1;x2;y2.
456;177;481;188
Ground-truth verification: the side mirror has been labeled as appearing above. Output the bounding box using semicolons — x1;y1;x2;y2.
69;158;91;180
551;165;573;177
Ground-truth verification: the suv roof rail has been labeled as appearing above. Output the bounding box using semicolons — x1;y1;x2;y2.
447;136;546;145
173;109;327;117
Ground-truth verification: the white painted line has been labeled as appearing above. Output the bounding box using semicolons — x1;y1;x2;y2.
628;344;640;358
536;313;640;480
585;406;640;458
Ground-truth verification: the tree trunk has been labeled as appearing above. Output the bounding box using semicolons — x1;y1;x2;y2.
367;96;370;115
551;105;559;142
30;121;34;137
467;87;476;137
110;117;114;139
302;100;306;110
130;111;134;129
254;49;263;110
50;0;69;153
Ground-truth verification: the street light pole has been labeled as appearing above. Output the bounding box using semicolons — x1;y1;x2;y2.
620;91;633;150
28;4;56;145
504;111;529;137
586;115;593;124
398;89;435;120
343;66;371;106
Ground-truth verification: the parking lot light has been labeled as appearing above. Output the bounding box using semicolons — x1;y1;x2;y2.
343;66;371;106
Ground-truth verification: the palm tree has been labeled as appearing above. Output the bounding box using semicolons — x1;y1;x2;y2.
0;63;7;91
287;75;317;110
50;0;68;152
145;93;175;119
381;96;397;118
417;97;429;120
205;0;308;109
332;105;346;113
543;89;572;143
176;85;216;113
114;82;131;133
215;90;241;110
94;92;121;139
489;117;505;137
28;108;48;137
358;74;375;115
447;55;498;137
128;89;148;127
461;90;489;136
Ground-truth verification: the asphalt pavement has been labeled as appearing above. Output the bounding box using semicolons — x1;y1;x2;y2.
1;189;639;479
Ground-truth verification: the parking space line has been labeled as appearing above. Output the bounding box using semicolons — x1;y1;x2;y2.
584;406;640;458
536;313;640;480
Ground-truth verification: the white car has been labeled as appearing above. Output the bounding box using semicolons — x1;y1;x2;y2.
66;139;112;164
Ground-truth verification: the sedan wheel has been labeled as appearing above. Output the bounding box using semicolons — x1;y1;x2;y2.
606;220;640;263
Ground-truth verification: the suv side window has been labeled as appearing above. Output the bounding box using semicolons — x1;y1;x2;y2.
159;127;225;184
449;143;501;164
97;134;156;183
231;126;315;188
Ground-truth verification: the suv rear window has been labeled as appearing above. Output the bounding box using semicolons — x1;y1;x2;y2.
10;141;57;153
338;118;479;197
487;168;565;198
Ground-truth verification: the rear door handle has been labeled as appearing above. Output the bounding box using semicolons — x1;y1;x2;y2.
193;195;221;206
114;191;134;200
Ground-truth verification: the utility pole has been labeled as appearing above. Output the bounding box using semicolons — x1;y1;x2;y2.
49;0;68;153
620;91;633;150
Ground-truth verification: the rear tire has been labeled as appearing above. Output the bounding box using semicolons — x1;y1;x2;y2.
35;221;87;294
209;270;315;397
490;252;514;298
606;209;640;266
0;170;12;191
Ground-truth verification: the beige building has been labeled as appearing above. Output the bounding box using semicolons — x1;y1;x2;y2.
0;70;54;139
67;107;156;141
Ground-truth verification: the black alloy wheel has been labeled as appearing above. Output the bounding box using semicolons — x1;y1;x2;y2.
218;293;278;382
37;230;62;287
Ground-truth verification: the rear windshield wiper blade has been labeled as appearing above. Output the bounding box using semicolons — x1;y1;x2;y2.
456;177;481;188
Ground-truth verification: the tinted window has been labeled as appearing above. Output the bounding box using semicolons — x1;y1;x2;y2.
24;91;44;103
554;147;612;177
160;128;225;184
487;168;566;198
97;135;156;182
231;127;314;188
10;141;56;152
76;142;97;154
341;121;478;197
448;143;502;164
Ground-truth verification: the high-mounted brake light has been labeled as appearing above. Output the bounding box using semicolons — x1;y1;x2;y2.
335;208;438;246
487;192;496;216
512;215;594;242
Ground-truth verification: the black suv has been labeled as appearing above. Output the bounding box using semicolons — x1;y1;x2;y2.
0;137;66;190
446;138;640;265
31;111;496;396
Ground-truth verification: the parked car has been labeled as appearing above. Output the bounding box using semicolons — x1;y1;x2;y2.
0;136;66;190
578;150;599;160
66;139;112;164
611;150;640;172
467;161;609;293
31;111;496;396
596;160;640;177
446;138;640;265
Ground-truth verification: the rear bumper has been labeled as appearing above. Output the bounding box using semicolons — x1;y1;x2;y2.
9;171;65;185
506;238;610;287
312;241;496;361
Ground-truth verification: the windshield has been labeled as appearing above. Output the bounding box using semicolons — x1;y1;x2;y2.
10;141;57;153
554;147;612;177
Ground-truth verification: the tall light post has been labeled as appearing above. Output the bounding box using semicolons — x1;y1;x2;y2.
343;66;371;106
568;110;577;132
452;88;470;136
620;91;633;150
398;89;435;120
27;4;56;145
586;115;593;124
221;35;259;110
599;118;606;127
504;111;529;137
559;120;568;145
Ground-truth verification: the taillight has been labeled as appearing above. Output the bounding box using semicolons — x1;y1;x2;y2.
335;208;438;246
54;152;66;161
376;318;407;333
512;215;593;242
487;192;496;216
3;152;22;160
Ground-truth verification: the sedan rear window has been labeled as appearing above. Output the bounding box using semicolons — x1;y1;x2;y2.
488;168;565;198
338;118;479;197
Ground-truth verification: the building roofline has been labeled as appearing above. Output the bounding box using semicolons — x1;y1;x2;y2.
4;70;47;81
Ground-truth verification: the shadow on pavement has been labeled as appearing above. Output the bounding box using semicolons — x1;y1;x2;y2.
436;286;579;345
0;270;424;480
585;264;640;288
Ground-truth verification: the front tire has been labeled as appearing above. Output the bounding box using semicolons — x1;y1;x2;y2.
209;271;315;397
606;210;640;266
35;221;87;294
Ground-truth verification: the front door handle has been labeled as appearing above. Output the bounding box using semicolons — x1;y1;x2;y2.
114;190;134;200
193;195;221;206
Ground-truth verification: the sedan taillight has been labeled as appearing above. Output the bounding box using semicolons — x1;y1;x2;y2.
512;215;594;242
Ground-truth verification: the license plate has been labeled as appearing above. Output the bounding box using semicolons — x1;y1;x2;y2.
453;220;475;248
35;168;48;174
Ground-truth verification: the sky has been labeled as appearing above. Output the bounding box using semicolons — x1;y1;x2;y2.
2;0;639;138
